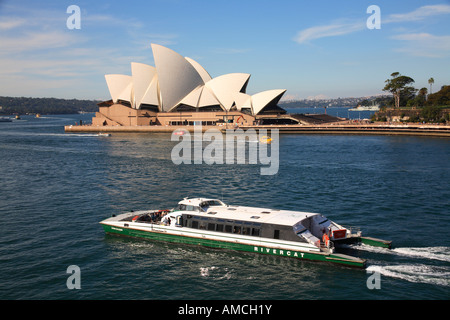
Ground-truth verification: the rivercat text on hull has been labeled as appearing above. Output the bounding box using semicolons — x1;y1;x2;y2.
100;198;392;268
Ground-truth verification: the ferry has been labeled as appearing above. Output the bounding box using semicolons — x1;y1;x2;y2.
100;197;392;268
349;105;380;112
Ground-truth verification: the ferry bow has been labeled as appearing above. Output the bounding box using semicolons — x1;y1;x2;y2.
100;198;392;268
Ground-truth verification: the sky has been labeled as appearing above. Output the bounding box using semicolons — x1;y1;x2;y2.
0;0;449;101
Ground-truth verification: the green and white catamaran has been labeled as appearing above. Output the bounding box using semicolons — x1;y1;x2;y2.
100;197;392;268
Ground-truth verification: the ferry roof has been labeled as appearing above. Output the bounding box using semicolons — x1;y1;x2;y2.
178;197;224;207
177;198;320;227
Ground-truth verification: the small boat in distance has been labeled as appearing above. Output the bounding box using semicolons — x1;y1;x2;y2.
172;129;187;136
349;105;380;112
0;117;12;122
259;135;272;144
100;197;392;268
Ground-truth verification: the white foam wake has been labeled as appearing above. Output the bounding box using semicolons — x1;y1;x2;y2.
200;266;232;280
367;264;450;287
392;247;450;263
350;244;450;262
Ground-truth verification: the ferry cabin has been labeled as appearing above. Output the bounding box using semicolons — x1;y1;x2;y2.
143;198;343;253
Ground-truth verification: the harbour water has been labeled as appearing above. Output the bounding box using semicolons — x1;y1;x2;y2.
0;112;449;300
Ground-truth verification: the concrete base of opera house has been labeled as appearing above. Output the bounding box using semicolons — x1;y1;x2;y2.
65;103;450;136
64;122;450;137
65;124;220;133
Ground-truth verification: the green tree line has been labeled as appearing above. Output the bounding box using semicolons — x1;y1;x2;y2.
382;72;449;108
0;96;100;115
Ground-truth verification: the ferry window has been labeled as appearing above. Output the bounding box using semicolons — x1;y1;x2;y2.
207;223;215;231
179;204;186;210
186;205;194;211
225;225;232;233
242;227;250;235
233;226;241;234
191;221;198;229
252;228;260;236
274;230;280;239
216;224;224;232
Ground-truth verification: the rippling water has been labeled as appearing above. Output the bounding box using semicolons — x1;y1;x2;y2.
0;113;448;300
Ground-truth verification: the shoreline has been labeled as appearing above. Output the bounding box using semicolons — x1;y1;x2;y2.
65;122;450;137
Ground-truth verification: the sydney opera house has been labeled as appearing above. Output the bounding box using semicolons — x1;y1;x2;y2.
91;44;303;128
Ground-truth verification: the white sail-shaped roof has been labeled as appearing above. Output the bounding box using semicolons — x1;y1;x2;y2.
185;57;212;83
104;44;286;115
177;85;204;108
141;75;160;107
205;73;250;111
131;62;157;109
251;89;287;115
233;92;252;111
105;74;132;103
198;86;220;107
151;44;204;112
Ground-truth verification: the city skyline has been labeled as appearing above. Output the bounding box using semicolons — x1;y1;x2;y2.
0;0;449;101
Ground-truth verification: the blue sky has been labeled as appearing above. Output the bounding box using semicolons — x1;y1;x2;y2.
0;0;449;100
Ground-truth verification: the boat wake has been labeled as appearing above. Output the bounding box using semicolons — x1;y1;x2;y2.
50;133;108;137
392;246;450;263
354;245;450;286
367;264;450;287
200;266;232;280
0;132;106;138
349;244;450;262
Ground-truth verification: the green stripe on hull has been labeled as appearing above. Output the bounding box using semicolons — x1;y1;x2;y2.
102;224;366;268
360;237;392;249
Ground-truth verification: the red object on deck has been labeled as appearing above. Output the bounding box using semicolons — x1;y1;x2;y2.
332;229;347;239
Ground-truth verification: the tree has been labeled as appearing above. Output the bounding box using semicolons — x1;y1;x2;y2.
428;77;435;94
427;85;450;106
407;87;427;108
417;87;427;106
383;72;416;108
421;105;441;122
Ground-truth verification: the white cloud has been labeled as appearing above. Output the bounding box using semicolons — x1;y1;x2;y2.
0;30;84;54
0;4;168;98
391;32;450;58
132;33;178;49
211;48;251;54
0;17;27;30
294;4;450;44
386;4;450;23
294;21;365;44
